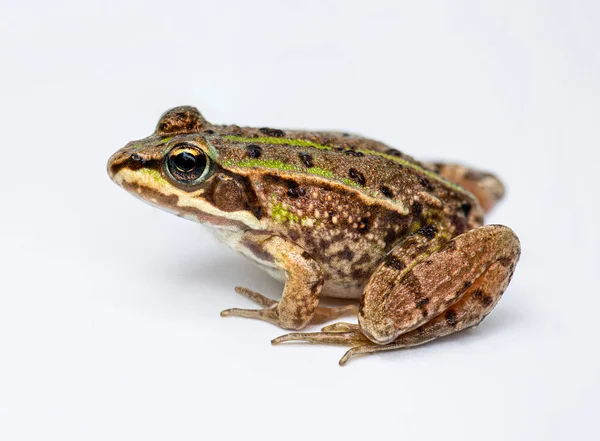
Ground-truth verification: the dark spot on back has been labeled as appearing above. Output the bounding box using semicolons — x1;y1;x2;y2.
267;176;306;199
204;129;215;135
417;224;437;239
380;186;394;198
259;127;285;137
299;152;314;168
412;201;423;217
349;168;366;186
445;310;458;327
460;202;472;216
386;148;403;158
287;186;306;198
345;150;364;157
385;256;405;271
416;297;430;308
418;176;435;191
246;144;262;158
357;217;370;233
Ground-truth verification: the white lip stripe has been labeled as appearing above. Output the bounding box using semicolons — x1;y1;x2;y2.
115;168;263;230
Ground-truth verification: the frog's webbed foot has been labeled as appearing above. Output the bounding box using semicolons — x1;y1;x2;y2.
221;286;358;329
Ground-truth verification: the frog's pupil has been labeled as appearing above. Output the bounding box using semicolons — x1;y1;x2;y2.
167;146;208;184
174;151;197;172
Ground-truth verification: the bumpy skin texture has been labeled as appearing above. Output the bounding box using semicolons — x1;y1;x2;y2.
107;106;520;364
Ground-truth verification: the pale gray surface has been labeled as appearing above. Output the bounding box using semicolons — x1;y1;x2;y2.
1;1;599;440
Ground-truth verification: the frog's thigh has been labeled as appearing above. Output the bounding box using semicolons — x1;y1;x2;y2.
337;256;518;364
359;225;521;345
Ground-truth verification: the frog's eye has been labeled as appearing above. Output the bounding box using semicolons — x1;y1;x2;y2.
166;143;211;184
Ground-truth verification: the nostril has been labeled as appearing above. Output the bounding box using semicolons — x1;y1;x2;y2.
131;153;148;164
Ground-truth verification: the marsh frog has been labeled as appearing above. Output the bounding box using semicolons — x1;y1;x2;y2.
107;106;520;364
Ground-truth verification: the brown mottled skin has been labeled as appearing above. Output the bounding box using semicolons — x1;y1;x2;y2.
107;106;520;364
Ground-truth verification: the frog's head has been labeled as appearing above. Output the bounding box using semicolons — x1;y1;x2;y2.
107;106;261;230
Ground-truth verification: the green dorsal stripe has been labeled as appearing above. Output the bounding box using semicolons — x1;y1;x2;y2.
222;135;465;194
223;135;330;150
221;158;363;189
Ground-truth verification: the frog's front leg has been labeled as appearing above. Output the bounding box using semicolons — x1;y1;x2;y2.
274;225;520;363
220;232;356;330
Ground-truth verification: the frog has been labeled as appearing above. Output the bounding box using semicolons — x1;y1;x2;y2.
107;106;520;365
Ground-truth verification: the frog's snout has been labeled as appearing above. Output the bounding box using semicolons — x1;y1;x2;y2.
107;144;149;183
107;147;129;181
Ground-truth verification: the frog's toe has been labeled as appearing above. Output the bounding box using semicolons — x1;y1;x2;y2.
232;286;278;307
271;328;370;347
339;345;384;366
220;305;278;322
220;287;279;323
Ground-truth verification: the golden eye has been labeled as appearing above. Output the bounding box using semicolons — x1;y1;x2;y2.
166;144;210;184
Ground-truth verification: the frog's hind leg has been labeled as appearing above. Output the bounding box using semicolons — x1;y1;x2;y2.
425;162;505;213
273;225;520;365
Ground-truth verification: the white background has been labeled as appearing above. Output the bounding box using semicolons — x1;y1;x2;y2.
1;1;599;440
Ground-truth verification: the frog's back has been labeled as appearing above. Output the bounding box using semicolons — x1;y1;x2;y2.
209;124;482;297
